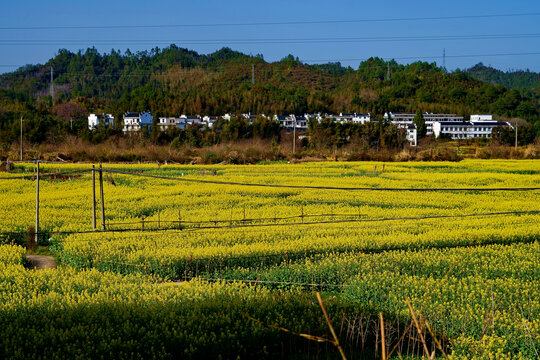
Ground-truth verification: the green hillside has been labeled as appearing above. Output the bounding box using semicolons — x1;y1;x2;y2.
0;46;539;145
466;62;540;90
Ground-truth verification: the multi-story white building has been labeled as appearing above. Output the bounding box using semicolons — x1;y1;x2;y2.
432;115;510;139
432;121;471;139
122;112;153;132
406;124;417;147
384;112;415;128
88;113;114;130
385;112;464;136
422;113;464;135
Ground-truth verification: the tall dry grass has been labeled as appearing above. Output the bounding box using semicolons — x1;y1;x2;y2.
1;136;538;163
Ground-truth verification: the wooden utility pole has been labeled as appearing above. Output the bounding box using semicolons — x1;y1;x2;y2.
99;164;105;231
35;160;40;245
292;116;296;154
92;165;96;231
20;117;23;161
50;67;54;101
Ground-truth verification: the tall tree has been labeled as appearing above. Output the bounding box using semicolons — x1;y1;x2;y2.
413;110;426;138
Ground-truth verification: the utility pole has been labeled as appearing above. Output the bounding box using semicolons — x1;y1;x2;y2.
92;165;96;231
251;64;255;85
35;160;40;245
292;116;296;154
20;117;23;161
386;62;390;81
99;164;105;231
50;67;54;102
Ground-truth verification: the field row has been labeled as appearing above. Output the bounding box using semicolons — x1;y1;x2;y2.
1;160;538;236
60;213;540;278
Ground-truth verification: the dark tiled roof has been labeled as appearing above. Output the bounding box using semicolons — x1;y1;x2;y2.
471;122;507;126
438;121;470;126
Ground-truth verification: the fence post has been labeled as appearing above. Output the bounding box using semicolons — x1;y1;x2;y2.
99;164;105;231
158;209;160;228
92;165;96;231
141;216;145;231
301;205;304;223
178;209;181;229
35;160;39;245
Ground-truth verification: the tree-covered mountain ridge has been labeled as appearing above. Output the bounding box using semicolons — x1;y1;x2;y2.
465;62;539;90
0;46;538;126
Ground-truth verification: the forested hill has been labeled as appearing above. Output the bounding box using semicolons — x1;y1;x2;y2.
466;63;540;90
0;46;539;128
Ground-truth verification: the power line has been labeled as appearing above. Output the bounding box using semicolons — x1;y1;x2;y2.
1;12;539;30
1;33;539;46
303;52;540;63
0;169;90;180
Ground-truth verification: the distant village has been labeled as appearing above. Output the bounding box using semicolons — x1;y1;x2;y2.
88;111;512;147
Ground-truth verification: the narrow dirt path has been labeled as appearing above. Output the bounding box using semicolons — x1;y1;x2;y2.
26;255;57;270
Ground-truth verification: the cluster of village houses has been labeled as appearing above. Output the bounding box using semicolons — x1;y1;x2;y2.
88;111;511;147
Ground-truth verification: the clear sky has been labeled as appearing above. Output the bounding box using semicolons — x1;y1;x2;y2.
1;0;539;74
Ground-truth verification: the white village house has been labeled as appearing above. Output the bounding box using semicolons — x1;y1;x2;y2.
122;112;154;132
157;117;181;131
335;113;371;124
88;113;114;130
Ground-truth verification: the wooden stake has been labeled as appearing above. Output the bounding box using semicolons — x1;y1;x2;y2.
316;292;347;360
35;160;39;245
99;164;105;231
380;313;387;360
406;300;430;359
92;165;96;231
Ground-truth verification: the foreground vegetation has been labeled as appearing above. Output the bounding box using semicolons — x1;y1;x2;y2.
0;160;539;358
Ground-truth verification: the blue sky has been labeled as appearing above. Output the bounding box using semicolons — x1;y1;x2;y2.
1;0;539;74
